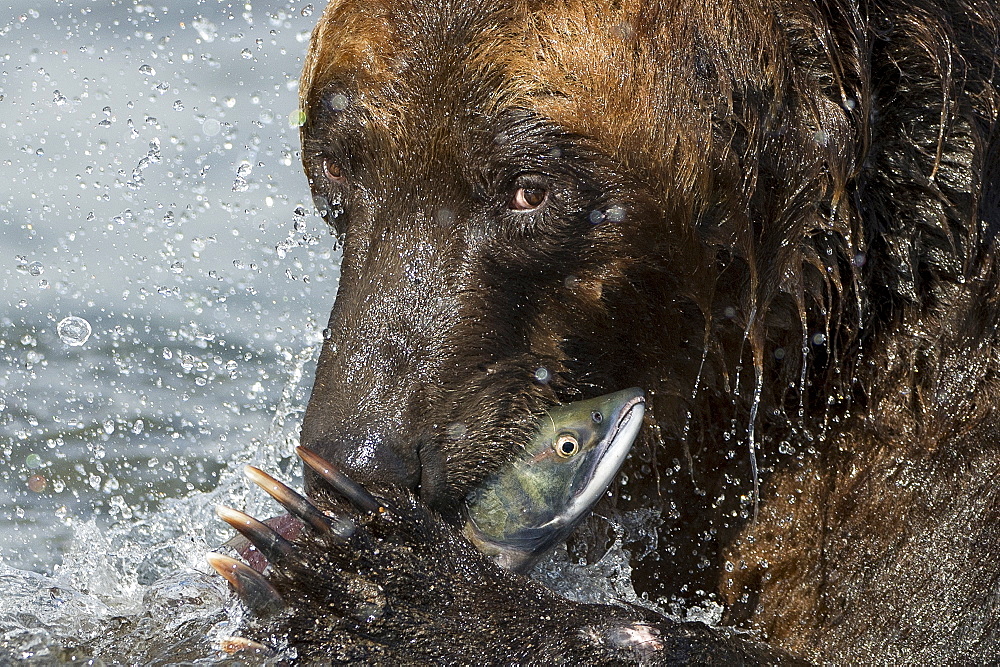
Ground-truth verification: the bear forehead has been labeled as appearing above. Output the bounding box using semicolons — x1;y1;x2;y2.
298;0;791;190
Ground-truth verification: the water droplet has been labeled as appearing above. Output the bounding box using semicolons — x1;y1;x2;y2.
435;208;455;227
53;90;67;105
138;64;155;76
241;48;253;59
301;4;315;17
27;475;47;493
605;204;626;222
232;162;252;191
57;315;92;346
172;100;184;111
202;118;221;136
192;18;218;42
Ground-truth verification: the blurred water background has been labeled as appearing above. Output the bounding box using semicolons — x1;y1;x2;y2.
0;1;342;660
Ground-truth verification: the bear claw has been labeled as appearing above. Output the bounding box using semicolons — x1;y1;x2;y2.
243;464;338;535
205;552;286;616
215;505;295;564
296;445;385;514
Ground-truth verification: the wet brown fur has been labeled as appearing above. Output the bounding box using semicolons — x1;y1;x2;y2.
296;0;1000;661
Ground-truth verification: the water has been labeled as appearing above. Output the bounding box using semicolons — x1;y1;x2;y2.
0;2;336;661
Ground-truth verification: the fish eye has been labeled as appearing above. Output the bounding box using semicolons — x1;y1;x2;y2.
554;433;579;458
591;411;603;424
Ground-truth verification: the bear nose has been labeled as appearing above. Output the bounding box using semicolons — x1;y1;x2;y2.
302;428;421;497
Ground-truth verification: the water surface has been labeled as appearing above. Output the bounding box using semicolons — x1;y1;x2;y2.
0;2;336;660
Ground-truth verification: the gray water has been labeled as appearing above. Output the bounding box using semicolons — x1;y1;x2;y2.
0;2;339;661
1;0;333;567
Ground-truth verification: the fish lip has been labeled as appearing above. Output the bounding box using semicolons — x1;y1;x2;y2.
578;391;646;491
562;389;645;523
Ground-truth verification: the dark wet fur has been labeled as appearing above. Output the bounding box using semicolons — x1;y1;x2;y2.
226;463;801;664
254;0;1000;661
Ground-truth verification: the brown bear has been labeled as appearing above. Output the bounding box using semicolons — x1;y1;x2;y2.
229;0;1000;662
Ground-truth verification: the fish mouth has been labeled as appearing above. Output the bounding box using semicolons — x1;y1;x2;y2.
568;389;646;518
606;393;646;448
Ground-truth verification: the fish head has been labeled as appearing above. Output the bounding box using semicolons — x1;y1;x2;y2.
464;388;645;571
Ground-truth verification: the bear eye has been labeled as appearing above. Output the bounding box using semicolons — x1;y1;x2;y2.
591;411;603;424
509;174;549;211
554;433;580;458
511;186;547;210
323;159;347;184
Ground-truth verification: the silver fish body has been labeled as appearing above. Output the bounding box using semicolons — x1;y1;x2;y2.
463;388;645;572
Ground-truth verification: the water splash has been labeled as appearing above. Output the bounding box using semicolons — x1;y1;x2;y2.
0;337;319;663
56;316;91;347
123;139;162;191
747;362;763;524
